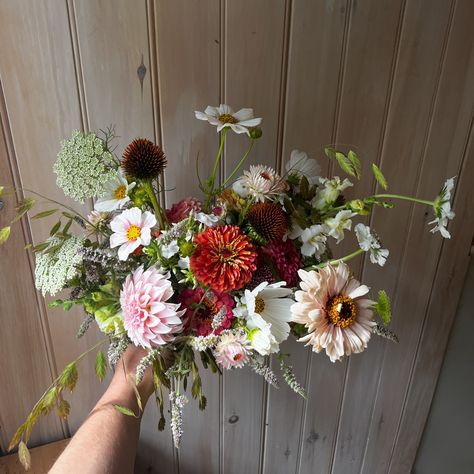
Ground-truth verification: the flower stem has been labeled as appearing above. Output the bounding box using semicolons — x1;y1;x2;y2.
369;194;433;207
221;138;255;188
204;129;228;210
144;180;165;229
307;248;365;270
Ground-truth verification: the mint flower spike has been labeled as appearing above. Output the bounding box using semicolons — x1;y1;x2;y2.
54;130;116;203
429;177;456;239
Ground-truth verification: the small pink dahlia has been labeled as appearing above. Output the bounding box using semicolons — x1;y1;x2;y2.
179;288;234;336
260;239;302;287
214;330;251;369
166;197;202;223
120;265;185;348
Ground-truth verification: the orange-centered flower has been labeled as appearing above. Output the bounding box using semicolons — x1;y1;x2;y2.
190;225;257;293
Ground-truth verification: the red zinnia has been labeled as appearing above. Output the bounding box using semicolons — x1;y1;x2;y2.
190;225;257;293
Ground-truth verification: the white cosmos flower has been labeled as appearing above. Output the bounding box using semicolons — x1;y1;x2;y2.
285;150;321;185
323;210;356;244
355;223;389;266
312;177;353;210
235;281;294;344
94;169;136;212
300;224;327;258
195;104;262;135
109;207;156;260
429;177;456;238
248;324;279;356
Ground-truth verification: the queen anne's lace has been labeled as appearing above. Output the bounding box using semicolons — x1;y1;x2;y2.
54;130;116;202
35;236;85;296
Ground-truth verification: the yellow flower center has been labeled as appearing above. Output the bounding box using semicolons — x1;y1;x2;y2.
114;185;127;199
218;113;238;124
255;296;265;314
326;294;357;328
127;224;141;241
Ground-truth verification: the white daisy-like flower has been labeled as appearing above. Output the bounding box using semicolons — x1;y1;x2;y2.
355;223;389;266
285;149;321;185
235;281;294;344
323;210;356;244
110;207;157;260
248;324;279;356
291;263;376;362
312;177;353;210
233;165;288;202
94;169;136;212
429;177;456;238
195;104;262;135
300;224;328;258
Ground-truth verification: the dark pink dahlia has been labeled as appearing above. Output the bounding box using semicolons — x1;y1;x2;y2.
260;239;302;287
166;197;202;223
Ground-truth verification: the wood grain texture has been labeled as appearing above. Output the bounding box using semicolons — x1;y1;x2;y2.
0;84;64;452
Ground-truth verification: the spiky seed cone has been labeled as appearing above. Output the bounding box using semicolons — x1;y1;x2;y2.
246;202;288;242
122;138;167;180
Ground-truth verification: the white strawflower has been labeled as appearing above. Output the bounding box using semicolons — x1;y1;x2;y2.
323;210;356;244
285;149;321;185
429;177;456;238
312;177;353;210
355;223;389;266
234;165;287;202
195;104;262;135
300;224;327;258
35;236;85;296
94;169;136;212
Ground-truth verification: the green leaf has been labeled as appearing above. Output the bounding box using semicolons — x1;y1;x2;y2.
335;152;357;178
32;209;59;219
32;242;49;253
372;290;392;325
57;399;70;419
59;362;78;392
62;211;76;219
15;197;35;215
18;441;31;471
347;150;362;179
0;185;4;196
63;301;73;311
113;404;137;417
50;220;62;236
372;163;388;190
63;219;73;234
95;351;107;382
199;395;207;411
8;423;26;451
0;226;11;244
324;146;337;160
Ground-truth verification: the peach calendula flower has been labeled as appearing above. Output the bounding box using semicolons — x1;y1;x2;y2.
120;265;185;348
290;263;376;362
110;207;157;261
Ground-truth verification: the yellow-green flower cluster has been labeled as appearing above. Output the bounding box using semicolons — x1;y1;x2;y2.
54;130;116;203
35;236;85;296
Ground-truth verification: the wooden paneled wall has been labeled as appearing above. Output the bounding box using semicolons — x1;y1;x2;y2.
0;1;473;473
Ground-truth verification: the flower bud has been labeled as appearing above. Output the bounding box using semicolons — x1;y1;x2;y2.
248;127;263;139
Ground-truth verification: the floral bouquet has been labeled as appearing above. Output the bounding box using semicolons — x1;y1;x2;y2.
1;104;455;467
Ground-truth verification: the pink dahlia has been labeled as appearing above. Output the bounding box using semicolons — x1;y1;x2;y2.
120;265;185;348
179;288;234;336
260;239;302;287
214;330;251;369
166;197;202;223
190;225;257;293
290;262;376;362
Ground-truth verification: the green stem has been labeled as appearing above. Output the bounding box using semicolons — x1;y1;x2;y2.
143;180;164;229
306;248;365;270
205;129;228;210
370;194;433;207
221;138;255;188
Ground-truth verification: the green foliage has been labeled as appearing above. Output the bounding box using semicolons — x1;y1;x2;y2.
57;399;71;419
59;362;79;392
372;163;388;190
372;290;392;325
95;351;108;382
325;147;361;179
18;441;31;471
32;209;59;219
0;226;11;244
113;404;138;417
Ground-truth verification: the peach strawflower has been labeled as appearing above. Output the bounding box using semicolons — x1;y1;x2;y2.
290;262;376;362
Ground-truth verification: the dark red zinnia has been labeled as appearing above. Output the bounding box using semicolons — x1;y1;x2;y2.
190;225;257;293
260;239;302;287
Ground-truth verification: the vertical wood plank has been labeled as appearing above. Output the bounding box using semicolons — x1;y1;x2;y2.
0;86;64;451
263;2;348;473
0;0;103;439
222;2;287;472
154;1;221;473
